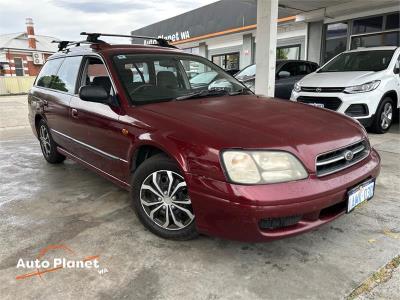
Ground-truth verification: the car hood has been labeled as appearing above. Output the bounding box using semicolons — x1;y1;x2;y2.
140;96;366;171
299;71;382;87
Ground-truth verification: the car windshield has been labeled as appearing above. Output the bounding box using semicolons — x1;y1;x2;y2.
319;50;395;72
189;71;218;85
236;64;256;78
113;54;248;105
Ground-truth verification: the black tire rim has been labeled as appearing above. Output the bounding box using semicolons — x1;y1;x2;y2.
140;170;194;231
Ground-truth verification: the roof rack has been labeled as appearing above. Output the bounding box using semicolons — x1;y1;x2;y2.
51;40;102;52
80;32;177;48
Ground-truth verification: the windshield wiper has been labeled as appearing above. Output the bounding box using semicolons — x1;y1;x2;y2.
175;89;229;101
175;87;252;101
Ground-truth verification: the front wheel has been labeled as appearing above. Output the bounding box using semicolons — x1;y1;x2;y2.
38;119;66;164
370;97;394;134
130;154;198;240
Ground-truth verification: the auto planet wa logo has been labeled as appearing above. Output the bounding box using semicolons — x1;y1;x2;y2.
15;244;108;280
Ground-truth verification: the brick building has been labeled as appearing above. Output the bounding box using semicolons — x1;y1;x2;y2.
0;18;58;77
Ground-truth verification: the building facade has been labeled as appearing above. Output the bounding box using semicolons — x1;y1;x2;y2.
131;0;399;71
0;18;58;77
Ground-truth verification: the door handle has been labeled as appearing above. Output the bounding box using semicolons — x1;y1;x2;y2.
71;108;78;118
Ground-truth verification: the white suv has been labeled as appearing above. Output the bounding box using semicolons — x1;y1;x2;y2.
291;46;400;133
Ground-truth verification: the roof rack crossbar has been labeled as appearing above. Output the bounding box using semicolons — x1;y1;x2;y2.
52;39;105;52
80;32;177;48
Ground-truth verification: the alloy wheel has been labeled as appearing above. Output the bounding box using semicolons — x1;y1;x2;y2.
39;125;51;157
380;102;393;130
140;170;194;230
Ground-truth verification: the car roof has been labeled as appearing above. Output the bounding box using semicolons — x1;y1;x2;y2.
345;46;399;52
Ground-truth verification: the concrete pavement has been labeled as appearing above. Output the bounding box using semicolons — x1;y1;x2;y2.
0;95;399;300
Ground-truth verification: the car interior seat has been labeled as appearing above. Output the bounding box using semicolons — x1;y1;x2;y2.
157;71;178;89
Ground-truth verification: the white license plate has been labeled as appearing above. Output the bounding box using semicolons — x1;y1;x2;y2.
308;103;325;108
347;179;375;213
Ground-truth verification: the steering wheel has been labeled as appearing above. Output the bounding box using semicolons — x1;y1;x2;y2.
130;84;155;95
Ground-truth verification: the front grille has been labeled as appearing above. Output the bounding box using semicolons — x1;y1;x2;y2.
301;87;344;93
297;96;342;111
259;215;302;230
316;140;370;177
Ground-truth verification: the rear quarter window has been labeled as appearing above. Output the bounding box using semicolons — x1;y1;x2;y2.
51;56;82;93
35;58;63;88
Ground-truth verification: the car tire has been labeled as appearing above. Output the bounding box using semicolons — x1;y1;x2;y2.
370;97;394;134
38;119;66;164
130;154;198;240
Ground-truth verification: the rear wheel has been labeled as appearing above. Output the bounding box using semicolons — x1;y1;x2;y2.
370;97;394;134
38;119;65;164
131;154;198;240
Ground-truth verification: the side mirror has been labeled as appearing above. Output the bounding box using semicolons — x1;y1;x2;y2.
79;85;110;104
277;70;290;79
394;67;400;75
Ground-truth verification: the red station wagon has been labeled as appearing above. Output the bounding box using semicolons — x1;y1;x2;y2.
28;33;381;242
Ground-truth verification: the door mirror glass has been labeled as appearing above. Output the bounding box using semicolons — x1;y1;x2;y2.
79;85;110;104
277;70;291;79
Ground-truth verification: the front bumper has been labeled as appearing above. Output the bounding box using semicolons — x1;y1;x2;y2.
187;149;381;242
290;88;383;122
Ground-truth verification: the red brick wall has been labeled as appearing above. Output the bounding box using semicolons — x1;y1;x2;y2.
4;52;52;76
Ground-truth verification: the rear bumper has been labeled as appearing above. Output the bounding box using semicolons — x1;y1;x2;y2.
187;149;381;242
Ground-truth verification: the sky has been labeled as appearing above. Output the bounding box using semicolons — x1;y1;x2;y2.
0;0;217;42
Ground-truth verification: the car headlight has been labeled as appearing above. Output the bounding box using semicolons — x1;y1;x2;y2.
221;150;308;184
293;82;301;92
344;80;380;94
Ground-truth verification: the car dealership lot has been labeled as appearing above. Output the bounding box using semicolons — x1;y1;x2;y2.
0;95;399;300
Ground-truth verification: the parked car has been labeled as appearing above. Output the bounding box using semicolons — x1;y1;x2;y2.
29;33;380;242
235;60;319;99
291;46;400;134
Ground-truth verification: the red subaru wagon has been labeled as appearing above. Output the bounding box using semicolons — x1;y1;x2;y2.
28;33;381;242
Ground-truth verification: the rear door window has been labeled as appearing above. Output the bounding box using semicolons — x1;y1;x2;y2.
51;56;82;93
35;58;63;88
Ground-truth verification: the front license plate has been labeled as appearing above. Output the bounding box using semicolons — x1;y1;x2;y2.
308;103;325;108
347;179;375;213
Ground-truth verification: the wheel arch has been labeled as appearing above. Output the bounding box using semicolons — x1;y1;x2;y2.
381;90;398;108
34;114;46;136
129;139;189;177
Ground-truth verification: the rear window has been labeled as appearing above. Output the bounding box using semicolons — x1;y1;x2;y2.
35;58;63;88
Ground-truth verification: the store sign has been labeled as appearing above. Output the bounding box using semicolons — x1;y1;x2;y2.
144;30;191;45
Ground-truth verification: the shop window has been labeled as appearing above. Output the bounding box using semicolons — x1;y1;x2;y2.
277;45;300;60
353;16;383;34
351;31;400;49
212;53;240;71
14;58;24;76
386;13;400;30
323;22;348;63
